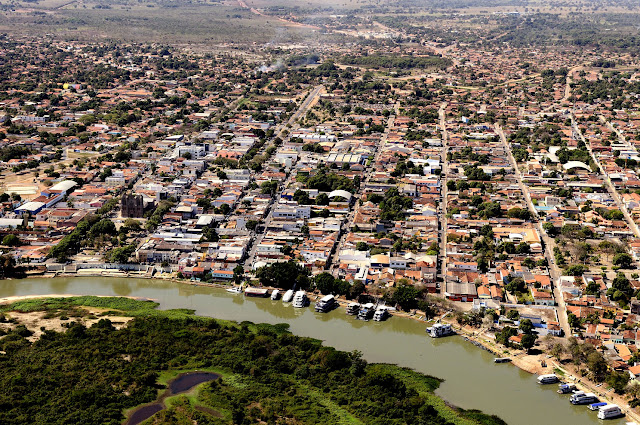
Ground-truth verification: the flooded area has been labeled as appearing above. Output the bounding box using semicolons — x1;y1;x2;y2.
0;277;627;425
125;371;220;425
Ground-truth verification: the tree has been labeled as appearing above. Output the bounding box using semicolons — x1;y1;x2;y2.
293;189;311;205
122;218;141;232
256;261;310;290
89;219;116;239
246;220;258;231
392;284;420;311
356;242;369;251
196;198;211;210
550;343;565;359
613;252;633;268
607;371;630;394
315;193;329;206
314;272;336;294
233;265;244;285
587;351;608;382
1;234;20;247
107;245;135;263
521;333;537;353
347;281;365;300
543;222;557;236
519;319;534;334
567;313;580;329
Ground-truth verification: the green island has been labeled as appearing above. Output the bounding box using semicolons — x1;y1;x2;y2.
0;296;506;425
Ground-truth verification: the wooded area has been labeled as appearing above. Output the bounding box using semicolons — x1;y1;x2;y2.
0;296;506;425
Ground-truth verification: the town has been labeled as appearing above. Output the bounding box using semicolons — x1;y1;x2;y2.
3;3;640;420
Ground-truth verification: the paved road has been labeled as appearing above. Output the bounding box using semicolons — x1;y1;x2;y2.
571;116;640;239
495;124;572;337
244;85;325;270
328;111;396;274
438;104;449;296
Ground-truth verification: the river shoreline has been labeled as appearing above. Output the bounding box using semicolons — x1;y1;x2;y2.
4;275;635;424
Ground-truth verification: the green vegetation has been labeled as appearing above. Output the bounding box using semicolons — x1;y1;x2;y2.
0;296;505;425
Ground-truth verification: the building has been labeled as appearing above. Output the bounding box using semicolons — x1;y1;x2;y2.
121;192;144;218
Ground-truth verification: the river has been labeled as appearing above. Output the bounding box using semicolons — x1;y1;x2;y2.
0;277;627;425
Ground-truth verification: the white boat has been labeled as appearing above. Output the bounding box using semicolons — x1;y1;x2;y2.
357;303;375;320
537;374;559;384
315;294;336;312
570;392;598;405
282;289;295;303
426;323;455;338
373;307;389;321
598;404;623;419
292;291;309;308
346;302;360;315
271;289;280;300
226;286;242;294
557;383;576;394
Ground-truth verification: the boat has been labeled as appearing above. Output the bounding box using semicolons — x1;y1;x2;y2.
282;289;295;303
537;374;559;384
426;323;455;338
373;307;389;322
570;392;598;405
292;291;309;308
226;286;242;294
598;404;623;419
346;302;360;315
494;357;512;364
244;287;269;297
557;383;576;394
589;401;608;411
270;289;280;300
357;303;375;320
315;294;336;312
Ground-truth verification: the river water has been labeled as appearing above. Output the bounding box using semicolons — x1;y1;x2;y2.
0;277;627;425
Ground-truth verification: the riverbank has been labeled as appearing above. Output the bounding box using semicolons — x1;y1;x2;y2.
444;321;640;424
0;276;626;425
0;294;507;425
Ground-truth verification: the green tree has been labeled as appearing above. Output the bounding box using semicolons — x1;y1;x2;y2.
314;272;336;295
607;371;630;394
587;351;608;382
613;253;633;268
392;284;420;311
1;234;20;247
519;319;534;334
233;265;244;285
521;333;537;353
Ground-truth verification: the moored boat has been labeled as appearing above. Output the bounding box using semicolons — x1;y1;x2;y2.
494;357;511;363
292;291;309;308
282;289;295;303
426;323;455;338
226;286;242;294
598;404;623;419
557;383;576;394
270;289;280;300
357;303;375;320
537;374;559;384
373;307;389;322
244;287;269;297
346;302;360;315
570;392;598;405
315;294;336;312
589;402;608;411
